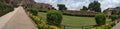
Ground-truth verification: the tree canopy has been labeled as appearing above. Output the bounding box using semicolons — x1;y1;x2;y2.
88;1;101;12
57;4;67;11
81;6;88;10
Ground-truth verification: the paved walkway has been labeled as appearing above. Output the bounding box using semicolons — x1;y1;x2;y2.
112;21;120;29
0;6;38;29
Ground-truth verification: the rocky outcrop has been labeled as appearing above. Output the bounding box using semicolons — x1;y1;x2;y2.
103;7;120;15
1;0;55;12
0;0;35;5
33;3;55;12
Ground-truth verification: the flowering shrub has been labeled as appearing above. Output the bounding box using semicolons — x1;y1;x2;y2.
91;21;115;29
29;13;61;29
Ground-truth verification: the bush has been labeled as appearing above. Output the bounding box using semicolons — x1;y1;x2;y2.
91;21;115;29
109;15;119;21
63;13;95;17
95;13;106;25
0;2;14;17
47;10;63;27
11;2;18;8
49;25;61;29
30;8;38;16
29;13;61;29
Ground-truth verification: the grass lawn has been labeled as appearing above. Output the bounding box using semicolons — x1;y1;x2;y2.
38;12;111;29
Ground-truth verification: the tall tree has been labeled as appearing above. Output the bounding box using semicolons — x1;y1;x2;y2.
88;1;101;12
81;6;88;10
57;4;67;11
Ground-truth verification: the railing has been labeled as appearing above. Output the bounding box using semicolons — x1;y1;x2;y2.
61;24;97;29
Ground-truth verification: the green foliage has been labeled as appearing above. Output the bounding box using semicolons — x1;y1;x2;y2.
88;1;101;12
11;2;18;8
57;4;67;11
0;1;7;10
91;21;115;29
95;13;106;25
63;13;95;17
49;25;61;29
0;1;14;17
29;13;61;29
81;6;88;10
30;8;38;16
47;10;63;27
109;15;119;21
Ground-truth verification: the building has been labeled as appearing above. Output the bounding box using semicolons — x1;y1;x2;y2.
103;7;120;16
33;3;55;12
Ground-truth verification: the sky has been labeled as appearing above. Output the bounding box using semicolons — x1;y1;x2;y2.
34;0;120;11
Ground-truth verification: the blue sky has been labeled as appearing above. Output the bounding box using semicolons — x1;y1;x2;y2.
34;0;120;11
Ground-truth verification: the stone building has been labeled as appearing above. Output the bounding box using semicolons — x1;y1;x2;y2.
33;3;56;12
2;0;55;11
0;0;35;5
103;7;120;16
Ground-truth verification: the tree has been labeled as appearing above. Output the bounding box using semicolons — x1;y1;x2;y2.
52;7;56;10
47;10;63;27
57;4;67;11
88;1;101;12
0;0;11;3
81;6;88;10
95;13;106;25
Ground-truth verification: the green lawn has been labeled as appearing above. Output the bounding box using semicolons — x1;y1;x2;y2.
38;12;111;29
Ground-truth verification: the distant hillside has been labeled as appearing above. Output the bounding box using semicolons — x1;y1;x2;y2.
0;0;56;12
0;0;35;5
33;3;55;12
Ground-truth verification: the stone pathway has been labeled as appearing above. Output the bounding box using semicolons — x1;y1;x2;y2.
111;21;120;29
0;6;38;29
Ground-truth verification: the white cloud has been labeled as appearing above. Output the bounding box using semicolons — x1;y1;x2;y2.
34;0;58;9
100;0;120;11
64;0;90;10
34;0;120;11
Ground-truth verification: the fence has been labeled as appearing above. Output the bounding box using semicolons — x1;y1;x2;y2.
61;24;97;29
60;19;120;29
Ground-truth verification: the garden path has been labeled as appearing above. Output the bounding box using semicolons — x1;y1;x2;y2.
0;6;38;29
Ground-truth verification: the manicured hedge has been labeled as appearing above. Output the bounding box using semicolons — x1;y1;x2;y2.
37;10;95;17
92;14;119;29
63;13;95;17
29;13;61;29
91;21;115;29
95;13;106;25
38;10;96;17
47;10;63;27
109;15;119;21
30;8;38;16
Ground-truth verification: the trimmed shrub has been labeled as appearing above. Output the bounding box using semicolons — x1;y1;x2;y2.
30;8;38;16
49;25;61;29
29;13;61;29
29;13;45;24
95;13;106;25
109;15;119;26
109;15;119;21
47;10;63;27
91;21;115;29
63;13;95;17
